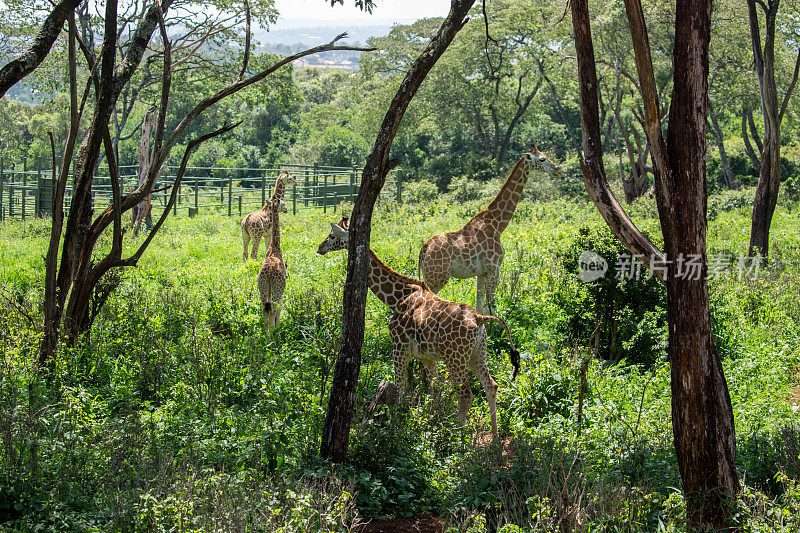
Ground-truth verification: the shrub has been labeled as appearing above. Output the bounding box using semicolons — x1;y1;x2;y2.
557;225;667;366
403;179;439;204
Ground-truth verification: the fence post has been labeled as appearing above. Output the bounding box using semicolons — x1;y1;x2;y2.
351;165;358;202
0;157;4;221
261;173;266;207
313;163;318;207
227;175;233;216
292;183;297;215
304;174;309;207
21;170;27;220
238;195;242;217
195;175;199;213
395;171;403;204
36;169;41;216
323;173;328;214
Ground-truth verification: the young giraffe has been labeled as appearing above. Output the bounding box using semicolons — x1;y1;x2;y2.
419;148;559;314
317;217;520;441
257;197;287;329
241;171;297;261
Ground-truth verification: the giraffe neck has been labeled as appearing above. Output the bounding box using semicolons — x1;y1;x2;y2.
266;202;282;257
367;249;425;311
262;179;287;210
484;156;532;233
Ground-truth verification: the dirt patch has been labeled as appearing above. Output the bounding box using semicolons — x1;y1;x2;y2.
356;515;443;533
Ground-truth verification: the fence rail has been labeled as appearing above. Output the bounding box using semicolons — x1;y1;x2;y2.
0;161;403;221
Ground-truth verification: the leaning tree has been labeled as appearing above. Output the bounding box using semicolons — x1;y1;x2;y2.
320;0;476;462
571;0;739;528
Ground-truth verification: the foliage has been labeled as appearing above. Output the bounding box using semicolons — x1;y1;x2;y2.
0;195;798;529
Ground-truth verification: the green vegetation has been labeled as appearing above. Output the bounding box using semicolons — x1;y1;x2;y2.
1;190;799;531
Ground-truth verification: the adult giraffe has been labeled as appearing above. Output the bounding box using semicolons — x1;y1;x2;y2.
418;148;559;314
318;217;519;441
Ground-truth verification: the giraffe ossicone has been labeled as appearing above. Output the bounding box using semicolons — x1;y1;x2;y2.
318;217;520;441
242;171;297;261
418;148;560;315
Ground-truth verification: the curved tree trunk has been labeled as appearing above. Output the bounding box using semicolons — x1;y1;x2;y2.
746;0;800;257
320;0;475;462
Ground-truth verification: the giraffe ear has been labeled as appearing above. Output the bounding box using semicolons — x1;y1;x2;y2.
331;223;349;238
339;216;349;230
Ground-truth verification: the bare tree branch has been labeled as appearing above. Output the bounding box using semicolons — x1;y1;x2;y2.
779;48;800;121
238;0;252;81
0;0;83;98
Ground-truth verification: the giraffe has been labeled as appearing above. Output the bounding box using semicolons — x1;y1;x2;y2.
242;171;297;261
317;217;520;441
418;148;559;314
257;197;286;329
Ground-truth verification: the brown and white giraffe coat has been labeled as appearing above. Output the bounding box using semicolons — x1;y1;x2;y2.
242;171;297;261
318;217;520;440
419;148;559;314
257;197;287;329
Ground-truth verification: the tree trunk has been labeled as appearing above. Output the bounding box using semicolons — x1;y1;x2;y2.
741;107;761;171
708;101;734;189
666;0;739;522
570;0;740;526
745;0;800;257
320;0;475;462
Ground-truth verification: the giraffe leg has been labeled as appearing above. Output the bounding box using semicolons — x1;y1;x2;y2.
422;360;440;390
251;232;260;260
392;346;412;398
476;275;487;315
484;268;501;317
455;376;474;423
274;304;282;327
471;339;499;441
242;228;250;261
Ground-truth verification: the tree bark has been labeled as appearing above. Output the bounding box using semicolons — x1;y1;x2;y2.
665;0;739;524
571;0;740;527
320;0;475;462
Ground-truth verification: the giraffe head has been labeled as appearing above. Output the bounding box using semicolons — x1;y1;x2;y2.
524;146;561;175
278;170;298;187
317;217;349;255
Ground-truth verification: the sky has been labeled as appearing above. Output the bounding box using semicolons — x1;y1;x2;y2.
273;0;453;27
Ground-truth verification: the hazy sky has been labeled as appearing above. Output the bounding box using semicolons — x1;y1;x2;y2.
274;0;452;24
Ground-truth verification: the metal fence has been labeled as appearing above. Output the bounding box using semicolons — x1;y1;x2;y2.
0;160;403;221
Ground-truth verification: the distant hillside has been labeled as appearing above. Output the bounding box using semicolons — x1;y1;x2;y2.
255;24;394;48
255;23;399;72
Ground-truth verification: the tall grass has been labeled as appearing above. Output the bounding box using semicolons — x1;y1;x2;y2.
0;194;799;531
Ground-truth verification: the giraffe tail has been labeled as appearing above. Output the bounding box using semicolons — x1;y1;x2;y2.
263;301;272;314
478;314;520;380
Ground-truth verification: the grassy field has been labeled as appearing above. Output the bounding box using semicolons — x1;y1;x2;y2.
1;190;799;531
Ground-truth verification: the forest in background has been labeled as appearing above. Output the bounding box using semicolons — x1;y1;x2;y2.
3;0;799;199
